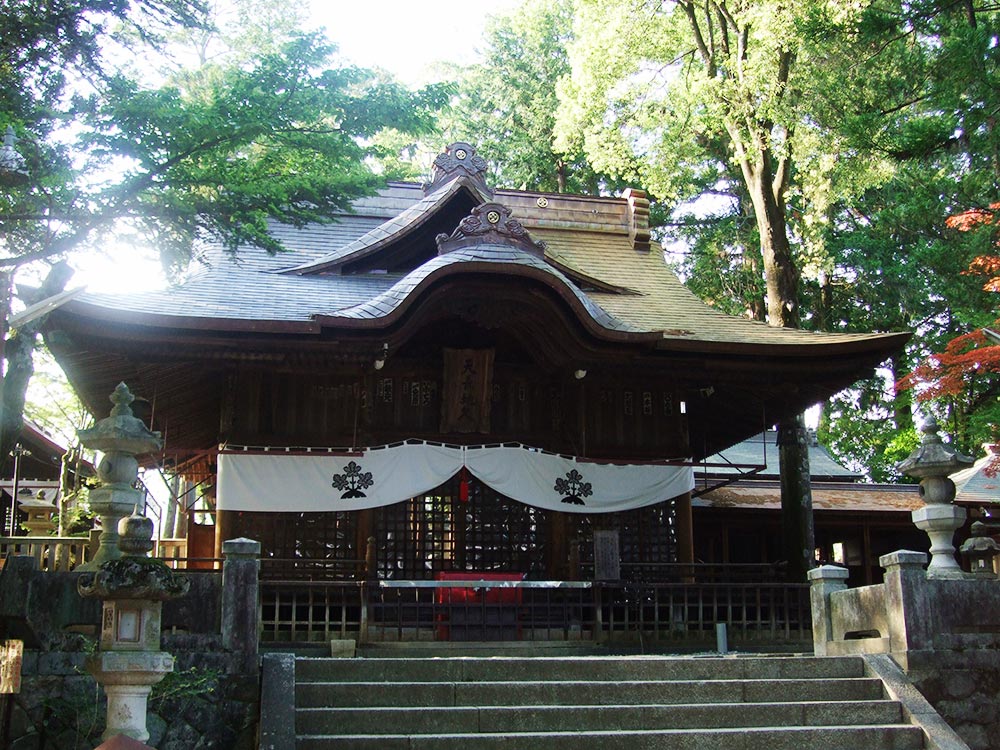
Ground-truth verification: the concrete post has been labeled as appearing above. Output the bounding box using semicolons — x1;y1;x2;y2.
259;653;295;750
222;537;261;674
807;565;850;656
881;550;932;669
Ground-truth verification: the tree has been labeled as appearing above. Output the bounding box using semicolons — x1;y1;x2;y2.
0;1;448;461
447;0;607;194
558;1;1000;503
558;0;834;578
952;204;1000;291
899;326;1000;451
806;3;1000;474
896;201;1000;457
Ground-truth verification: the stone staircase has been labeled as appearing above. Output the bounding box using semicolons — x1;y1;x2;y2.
291;653;929;749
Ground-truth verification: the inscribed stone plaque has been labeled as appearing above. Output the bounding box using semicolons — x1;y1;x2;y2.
0;639;23;694
593;530;621;581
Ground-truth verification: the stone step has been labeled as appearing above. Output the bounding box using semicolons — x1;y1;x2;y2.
295;676;886;708
295;699;904;735
297;724;925;750
295;655;865;684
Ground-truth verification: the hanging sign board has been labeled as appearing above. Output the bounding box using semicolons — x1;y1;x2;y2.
0;639;23;694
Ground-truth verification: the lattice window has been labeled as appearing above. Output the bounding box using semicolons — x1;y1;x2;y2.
374;474;546;579
232;510;359;579
572;499;677;574
619;503;677;565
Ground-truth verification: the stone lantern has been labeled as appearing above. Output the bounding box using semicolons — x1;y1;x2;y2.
73;383;186;743
18;490;58;535
78;507;190;742
960;521;1000;577
897;417;974;577
76;383;162;571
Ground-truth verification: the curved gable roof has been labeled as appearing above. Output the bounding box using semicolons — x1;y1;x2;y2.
323;244;644;340
281;175;489;275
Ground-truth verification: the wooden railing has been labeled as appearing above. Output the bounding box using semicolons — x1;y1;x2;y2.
586;562;789;583
260;580;364;643
259;578;812;647
0;535;93;571
155;537;188;562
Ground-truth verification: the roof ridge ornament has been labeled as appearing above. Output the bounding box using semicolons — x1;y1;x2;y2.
423;142;494;198
436;202;547;258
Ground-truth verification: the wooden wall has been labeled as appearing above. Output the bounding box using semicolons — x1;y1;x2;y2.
223;359;689;459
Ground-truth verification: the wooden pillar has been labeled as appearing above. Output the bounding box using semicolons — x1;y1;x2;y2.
356;508;373;577
214;509;235;565
675;491;694;565
547;511;569;579
862;520;873;586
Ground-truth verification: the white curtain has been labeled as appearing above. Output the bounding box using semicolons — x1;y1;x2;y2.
217;443;462;512
464;445;693;513
216;442;693;514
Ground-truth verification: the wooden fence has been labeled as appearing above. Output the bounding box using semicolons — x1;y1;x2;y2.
0;535;92;571
259;578;812;648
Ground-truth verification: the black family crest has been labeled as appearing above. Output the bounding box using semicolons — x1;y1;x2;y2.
332;461;374;499
554;469;592;506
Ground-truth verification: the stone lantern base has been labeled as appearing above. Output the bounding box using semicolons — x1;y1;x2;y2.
86;650;174;742
912;503;967;578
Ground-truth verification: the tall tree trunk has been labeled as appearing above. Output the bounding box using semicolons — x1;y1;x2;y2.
555;160;567;194
0;262;74;461
778;413;815;578
683;2;813;579
744;147;814;582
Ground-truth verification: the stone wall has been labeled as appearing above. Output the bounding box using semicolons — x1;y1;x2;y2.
906;645;1000;750
1;547;260;749
7;641;258;750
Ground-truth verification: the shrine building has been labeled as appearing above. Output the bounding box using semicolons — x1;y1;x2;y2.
43;143;909;589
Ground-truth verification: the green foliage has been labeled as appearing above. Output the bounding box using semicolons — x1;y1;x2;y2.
149;665;220;714
62;490;94;535
36;678;103;749
1;0;449;467
3;28;450;269
25;346;91;444
447;0;609;194
548;1;1000;477
818;380;920;483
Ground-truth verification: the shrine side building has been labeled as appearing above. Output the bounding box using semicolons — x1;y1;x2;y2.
44;143;909;582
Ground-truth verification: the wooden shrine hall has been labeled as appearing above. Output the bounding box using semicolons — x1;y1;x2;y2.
44;143;908;596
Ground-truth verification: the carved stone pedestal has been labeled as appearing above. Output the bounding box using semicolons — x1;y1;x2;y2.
912;503;967;578
86;651;174;742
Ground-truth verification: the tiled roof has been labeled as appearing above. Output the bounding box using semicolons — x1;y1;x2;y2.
80;265;402;322
953;448;1000;505
693;481;923;512
696;431;862;480
691;431;922;513
64;178;908;355
282;177;489;273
